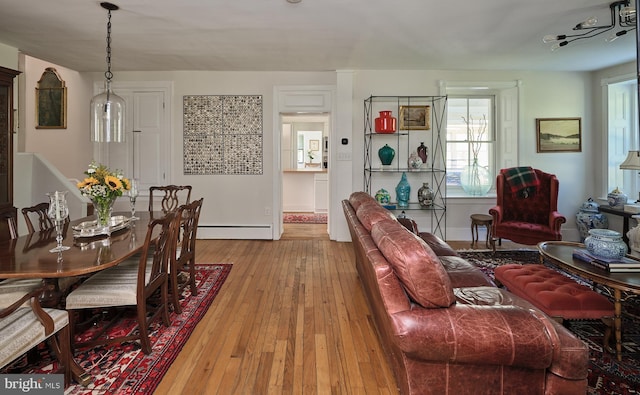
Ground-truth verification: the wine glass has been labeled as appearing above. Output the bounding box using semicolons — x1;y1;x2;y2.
129;178;139;220
47;191;70;253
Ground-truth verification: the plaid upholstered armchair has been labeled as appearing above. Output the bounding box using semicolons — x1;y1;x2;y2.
489;167;566;250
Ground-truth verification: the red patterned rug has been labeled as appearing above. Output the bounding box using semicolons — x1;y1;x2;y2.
0;264;232;394
458;250;640;395
283;212;327;224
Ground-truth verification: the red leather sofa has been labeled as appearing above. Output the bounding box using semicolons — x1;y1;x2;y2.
343;192;588;395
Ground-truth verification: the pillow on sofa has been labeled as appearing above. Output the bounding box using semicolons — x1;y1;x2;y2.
356;201;396;231
371;219;455;308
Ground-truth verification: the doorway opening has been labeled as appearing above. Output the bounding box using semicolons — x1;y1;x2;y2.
281;113;329;230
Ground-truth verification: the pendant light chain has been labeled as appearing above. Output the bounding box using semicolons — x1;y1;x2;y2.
105;8;113;82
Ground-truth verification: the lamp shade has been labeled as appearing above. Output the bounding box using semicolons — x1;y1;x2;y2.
620;150;640;169
90;81;125;143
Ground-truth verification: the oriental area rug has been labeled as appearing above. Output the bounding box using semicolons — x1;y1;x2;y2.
0;264;232;394
283;212;327;224
458;250;640;395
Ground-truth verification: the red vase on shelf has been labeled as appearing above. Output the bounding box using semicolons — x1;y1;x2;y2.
375;111;396;133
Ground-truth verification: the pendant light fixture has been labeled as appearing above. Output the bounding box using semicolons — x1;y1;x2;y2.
90;2;125;143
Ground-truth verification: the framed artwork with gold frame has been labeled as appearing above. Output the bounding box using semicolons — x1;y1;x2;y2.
399;105;430;130
535;117;581;153
36;67;67;129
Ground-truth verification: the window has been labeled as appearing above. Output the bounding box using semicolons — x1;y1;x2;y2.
607;78;638;197
446;96;496;192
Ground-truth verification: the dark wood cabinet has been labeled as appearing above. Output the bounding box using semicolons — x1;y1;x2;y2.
0;66;20;240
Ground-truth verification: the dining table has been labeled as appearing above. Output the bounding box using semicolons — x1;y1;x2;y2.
0;210;162;386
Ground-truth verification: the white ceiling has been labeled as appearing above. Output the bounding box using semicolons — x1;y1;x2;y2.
0;0;635;73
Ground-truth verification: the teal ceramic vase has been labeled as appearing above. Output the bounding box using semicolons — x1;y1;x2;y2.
395;172;410;208
378;144;395;166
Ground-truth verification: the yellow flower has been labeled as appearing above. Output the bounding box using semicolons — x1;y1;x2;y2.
104;175;123;191
77;177;98;189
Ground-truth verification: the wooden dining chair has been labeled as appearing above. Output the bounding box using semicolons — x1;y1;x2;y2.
0;206;43;306
65;211;181;354
0;206;18;241
21;202;54;234
170;198;203;313
0;284;72;387
148;185;192;214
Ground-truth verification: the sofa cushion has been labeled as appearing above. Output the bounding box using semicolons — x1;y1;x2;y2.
356;201;396;231
371;219;455;308
349;192;375;211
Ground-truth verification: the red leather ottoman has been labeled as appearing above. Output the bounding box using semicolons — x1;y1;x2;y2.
495;263;614;350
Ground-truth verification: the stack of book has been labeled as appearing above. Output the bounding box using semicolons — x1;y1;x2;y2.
572;248;640;272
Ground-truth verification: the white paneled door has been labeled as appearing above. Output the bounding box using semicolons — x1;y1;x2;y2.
97;83;170;197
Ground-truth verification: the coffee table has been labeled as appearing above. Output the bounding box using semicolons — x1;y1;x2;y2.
538;241;640;361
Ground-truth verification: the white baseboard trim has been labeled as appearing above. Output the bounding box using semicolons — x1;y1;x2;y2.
198;224;273;240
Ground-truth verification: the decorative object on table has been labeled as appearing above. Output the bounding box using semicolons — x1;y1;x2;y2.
378;144;395;166
584;229;627;261
416;142;428;164
375;188;391;204
575;197;609;242
90;2;125;143
374;110;396;133
46;191;70;252
459;114;492;196
128;178;139;220
395;172;410;208
417;182;434;207
607;187;628;208
77;162;131;235
408;152;422;171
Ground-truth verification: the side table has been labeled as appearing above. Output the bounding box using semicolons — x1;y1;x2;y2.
470;214;493;248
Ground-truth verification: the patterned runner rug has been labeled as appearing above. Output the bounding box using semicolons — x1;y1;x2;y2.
458;250;640;395
0;264;232;394
283;212;327;224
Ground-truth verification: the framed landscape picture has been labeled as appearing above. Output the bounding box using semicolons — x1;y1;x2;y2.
536;118;581;153
399;105;430;130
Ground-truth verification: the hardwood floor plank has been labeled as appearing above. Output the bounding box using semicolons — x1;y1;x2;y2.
154;227;399;394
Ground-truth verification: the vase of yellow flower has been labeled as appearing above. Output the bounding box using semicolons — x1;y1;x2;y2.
77;162;131;233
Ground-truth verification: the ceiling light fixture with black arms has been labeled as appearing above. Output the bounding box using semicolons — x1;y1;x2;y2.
543;0;636;51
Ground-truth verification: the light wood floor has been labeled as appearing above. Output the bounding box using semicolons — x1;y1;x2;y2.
154;224;523;394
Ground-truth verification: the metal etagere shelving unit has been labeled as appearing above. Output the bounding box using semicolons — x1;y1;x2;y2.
364;95;447;239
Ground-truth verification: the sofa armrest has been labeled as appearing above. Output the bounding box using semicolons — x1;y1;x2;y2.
391;304;554;369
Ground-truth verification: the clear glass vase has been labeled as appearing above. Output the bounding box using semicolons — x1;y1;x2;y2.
460;158;492;196
91;196;116;235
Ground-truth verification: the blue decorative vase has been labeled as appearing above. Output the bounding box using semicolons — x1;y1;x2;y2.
395;172;410;208
607;187;628;209
375;188;391;204
575;198;608;242
378;144;395;166
584;229;627;260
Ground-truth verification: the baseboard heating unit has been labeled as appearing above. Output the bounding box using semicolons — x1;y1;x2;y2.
198;224;273;240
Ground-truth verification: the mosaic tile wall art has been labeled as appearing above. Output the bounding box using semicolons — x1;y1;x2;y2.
183;95;263;175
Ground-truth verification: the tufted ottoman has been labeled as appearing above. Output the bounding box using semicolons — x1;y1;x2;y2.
495;263;614;350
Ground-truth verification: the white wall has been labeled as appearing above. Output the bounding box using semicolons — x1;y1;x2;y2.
351;70;593;241
6;48;635;242
19;55;94;178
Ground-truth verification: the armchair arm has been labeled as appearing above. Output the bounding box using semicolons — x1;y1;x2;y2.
549;211;567;231
390;304;554;369
489;206;503;232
